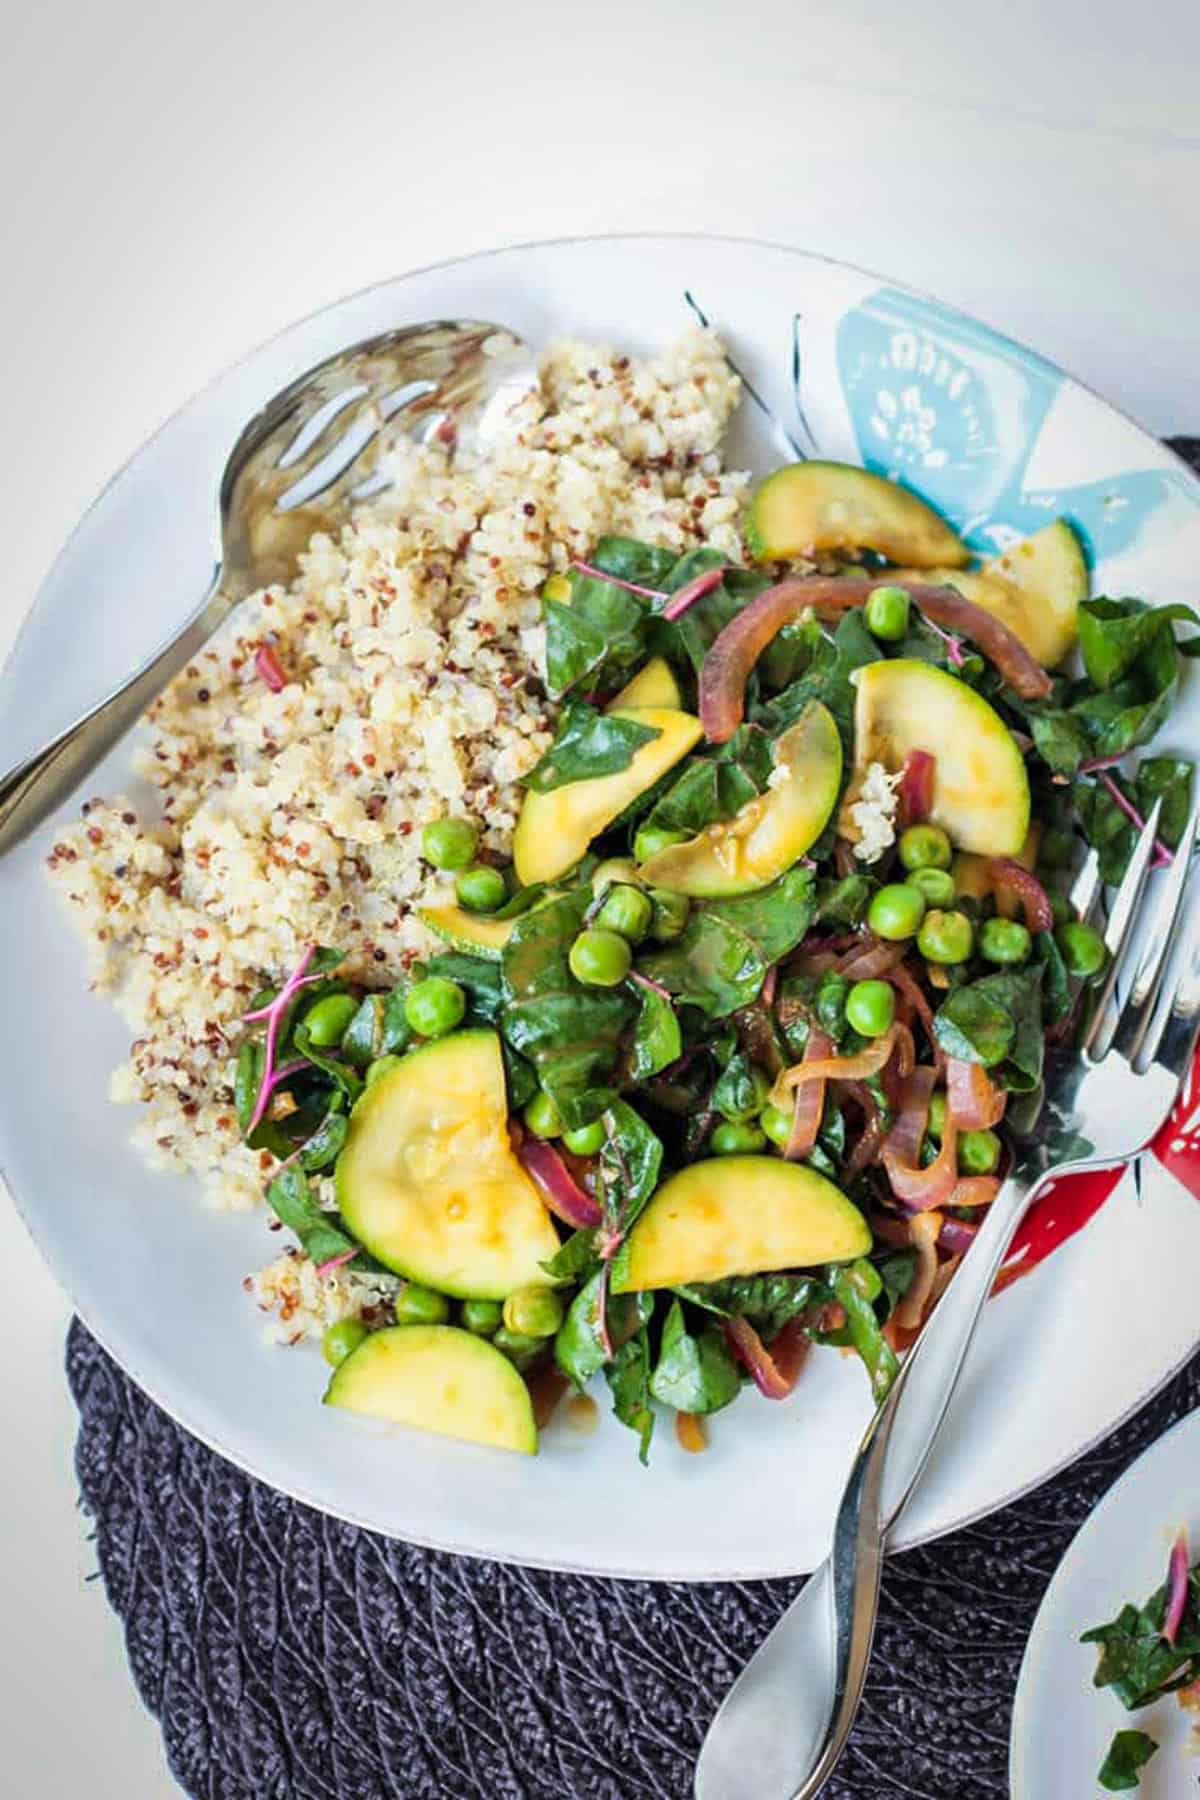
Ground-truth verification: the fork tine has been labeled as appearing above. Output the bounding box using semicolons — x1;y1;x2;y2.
1112;805;1199;1066
1135;862;1200;1076
1080;798;1163;1060
1069;845;1102;923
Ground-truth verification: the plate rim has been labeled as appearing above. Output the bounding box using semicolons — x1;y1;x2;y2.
5;229;1200;1580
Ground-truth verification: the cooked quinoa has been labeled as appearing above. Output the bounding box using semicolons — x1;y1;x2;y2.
47;327;748;1326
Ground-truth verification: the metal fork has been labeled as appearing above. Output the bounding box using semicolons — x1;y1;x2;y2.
0;320;537;857
696;800;1200;1800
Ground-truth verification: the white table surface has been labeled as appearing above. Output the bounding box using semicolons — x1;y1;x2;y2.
2;1;1198;1792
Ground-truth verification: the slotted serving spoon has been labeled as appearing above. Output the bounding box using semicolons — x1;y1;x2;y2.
0;319;537;856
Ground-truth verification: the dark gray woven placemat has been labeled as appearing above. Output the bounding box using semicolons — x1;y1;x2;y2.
67;1322;1200;1800
68;437;1200;1800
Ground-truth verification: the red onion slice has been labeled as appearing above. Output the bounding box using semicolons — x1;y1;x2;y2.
517;1136;603;1230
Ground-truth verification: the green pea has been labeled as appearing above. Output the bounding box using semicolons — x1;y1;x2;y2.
395;1282;451;1326
918;908;974;964
868;882;927;941
455;864;508;913
595;884;654;943
958;1128;1001;1175
460;1298;503;1336
759;1102;793;1149
899;823;952;872
845;978;896;1038
648;887;690;942
365;1053;403;1086
634;825;689;862
926;1091;948;1140
301;991;359;1047
978;917;1032;965
1038;827;1076;870
568;927;633;987
1056;920;1108;978
492;1327;544;1369
322;1318;368;1367
864;584;912;642
404;976;466;1038
562;1119;606;1156
592;857;641;896
905;866;957;907
523;1090;564;1138
421;816;479;871
711;1120;768;1155
502;1286;565;1338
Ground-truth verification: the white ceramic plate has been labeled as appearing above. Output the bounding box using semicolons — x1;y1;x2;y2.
2;235;1199;1580
1011;1407;1200;1798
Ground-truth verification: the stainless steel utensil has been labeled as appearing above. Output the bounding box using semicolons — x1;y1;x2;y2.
696;801;1200;1800
0;320;537;856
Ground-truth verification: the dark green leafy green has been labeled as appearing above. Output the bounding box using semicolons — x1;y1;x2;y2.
590;535;677;589
676;1273;826;1338
598;1101;663;1239
554;1267;654;1388
1081;1564;1200;1709
264;1165;362;1270
628;983;682;1081
1078;597;1200;690
1033;930;1072;1025
544;578;649;698
649;1299;742;1414
541;1227;601;1284
1073;757;1194;884
934;967;1045;1089
1097;1730;1158;1792
341;994;383;1068
523;702;661;792
605;1327;656;1464
298;1103;348;1172
759;610;881;742
424;952;503;1025
638;912;766;1016
292;1023;364;1106
815;873;875;926
379;987;415;1056
654;550;767;676
827;1261;899;1401
500;890;633;1126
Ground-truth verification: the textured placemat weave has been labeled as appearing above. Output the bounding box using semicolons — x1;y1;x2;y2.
68;438;1200;1800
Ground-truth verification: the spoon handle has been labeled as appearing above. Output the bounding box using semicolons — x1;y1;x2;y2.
694;1164;1038;1800
0;574;228;857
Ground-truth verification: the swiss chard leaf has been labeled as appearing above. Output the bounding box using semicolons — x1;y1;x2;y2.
1026;705;1094;778
648;1299;741;1415
638;912;765;1017
544;574;650;698
1072;756;1194;885
500;890;633;1127
934;967;1045;1089
540;1226;601;1284
298;1102;349;1172
1078;596;1200;690
590;535;677;589
628;983;682;1081
759;610;881;742
654;550;763;677
379;987;415;1056
424;952;504;1024
523;701;660;792
605;1327;656;1464
265;1164;364;1269
341;994;384;1068
676;1273;827;1339
599;1101;663;1239
1081;1565;1200;1709
815;873;875;926
1097;1730;1158;1792
705;866;818;966
554;1267;654;1389
1070;618;1179;760
292;1024;364;1105
827;1262;899;1402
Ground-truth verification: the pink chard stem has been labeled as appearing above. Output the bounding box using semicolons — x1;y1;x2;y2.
570;559;665;602
1097;772;1173;870
245;946;317;1134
